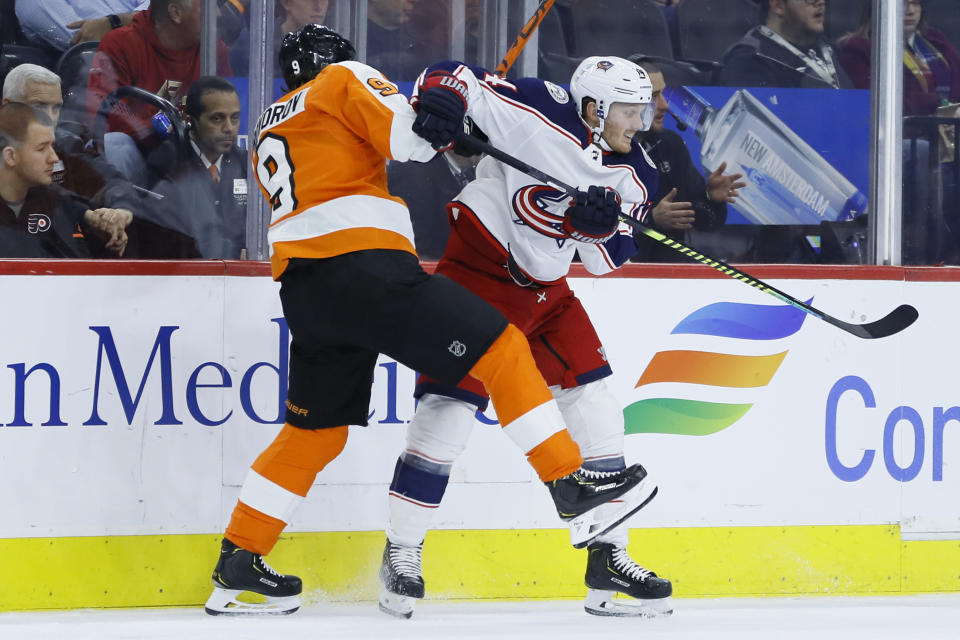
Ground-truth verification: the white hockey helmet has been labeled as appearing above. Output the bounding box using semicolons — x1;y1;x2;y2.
570;56;654;143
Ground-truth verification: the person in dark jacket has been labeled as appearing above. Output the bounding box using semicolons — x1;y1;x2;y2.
836;0;960;116
144;75;247;258
836;0;960;264
634;63;746;262
229;0;325;77
0;103;128;257
717;0;853;89
3;63;138;248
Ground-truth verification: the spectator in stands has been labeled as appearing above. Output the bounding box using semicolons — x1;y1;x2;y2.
86;0;233;184
837;0;960;265
216;0;248;46
717;0;853;88
19;0;245;51
366;0;427;81
2;65;63;124
648;0;683;31
650;0;682;47
16;1;148;52
230;0;328;77
0;2;26;48
0;4;58;75
836;0;960;116
144;76;246;258
633;62;746;262
0;103;127;257
3;63;136;246
278;0;329;34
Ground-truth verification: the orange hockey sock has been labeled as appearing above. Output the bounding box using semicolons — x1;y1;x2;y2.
526;430;583;483
470;324;582;482
224;502;287;556
225;423;349;555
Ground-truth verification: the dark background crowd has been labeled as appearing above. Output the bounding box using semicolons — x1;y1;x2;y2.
0;0;957;264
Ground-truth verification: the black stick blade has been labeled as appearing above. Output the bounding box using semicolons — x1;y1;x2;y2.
827;304;919;339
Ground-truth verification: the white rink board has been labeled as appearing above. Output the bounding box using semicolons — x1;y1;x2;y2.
0;273;957;539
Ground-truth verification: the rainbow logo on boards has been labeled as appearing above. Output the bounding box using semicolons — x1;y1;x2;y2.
624;299;809;436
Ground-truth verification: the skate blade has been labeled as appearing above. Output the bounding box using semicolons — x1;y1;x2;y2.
584;589;673;618
378;589;417;619
569;478;658;549
204;587;300;616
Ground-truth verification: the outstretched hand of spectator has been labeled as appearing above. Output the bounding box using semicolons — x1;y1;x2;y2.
68;17;113;45
84;208;133;256
68;12;135;45
706;161;746;204
651;188;695;231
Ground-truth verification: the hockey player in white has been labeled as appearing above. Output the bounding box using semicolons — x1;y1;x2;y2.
379;57;672;619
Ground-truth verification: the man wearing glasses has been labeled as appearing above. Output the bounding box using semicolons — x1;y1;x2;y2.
717;0;853;88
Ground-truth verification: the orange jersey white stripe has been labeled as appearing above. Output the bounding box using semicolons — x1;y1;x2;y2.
252;61;436;278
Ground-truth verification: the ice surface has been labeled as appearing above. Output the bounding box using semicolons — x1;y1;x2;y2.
1;595;959;640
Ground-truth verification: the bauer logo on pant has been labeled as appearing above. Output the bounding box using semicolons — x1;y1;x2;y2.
285;400;309;416
448;340;467;357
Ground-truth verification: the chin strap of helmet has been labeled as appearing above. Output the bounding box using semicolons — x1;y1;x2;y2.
583;101;612;152
591;126;613;152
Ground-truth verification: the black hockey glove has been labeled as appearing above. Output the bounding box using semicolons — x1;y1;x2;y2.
562;185;621;244
451;117;487;157
411;71;468;152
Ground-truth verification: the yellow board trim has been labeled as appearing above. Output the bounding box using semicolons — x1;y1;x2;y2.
1;526;958;611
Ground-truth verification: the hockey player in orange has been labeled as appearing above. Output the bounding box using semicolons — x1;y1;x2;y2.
203;24;656;616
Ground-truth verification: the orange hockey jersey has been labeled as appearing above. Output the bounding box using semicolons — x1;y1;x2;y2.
252;61;437;278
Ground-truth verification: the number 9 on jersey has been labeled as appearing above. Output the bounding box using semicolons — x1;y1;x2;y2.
256;134;298;218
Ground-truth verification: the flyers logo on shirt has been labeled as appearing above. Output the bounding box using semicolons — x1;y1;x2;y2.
26;213;51;234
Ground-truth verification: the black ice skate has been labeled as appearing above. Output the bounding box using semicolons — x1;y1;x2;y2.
378;539;425;619
546;464;658;548
583;542;673;617
204;538;302;615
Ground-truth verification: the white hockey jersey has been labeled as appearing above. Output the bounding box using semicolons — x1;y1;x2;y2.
423;61;659;283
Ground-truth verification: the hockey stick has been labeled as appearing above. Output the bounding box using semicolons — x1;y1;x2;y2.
454;132;919;340
444;0;556;181
444;2;559;183
494;0;557;77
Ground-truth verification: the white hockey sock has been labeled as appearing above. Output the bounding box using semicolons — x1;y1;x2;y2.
386;394;476;547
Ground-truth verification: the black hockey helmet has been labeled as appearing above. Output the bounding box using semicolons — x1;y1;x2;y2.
279;23;356;90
